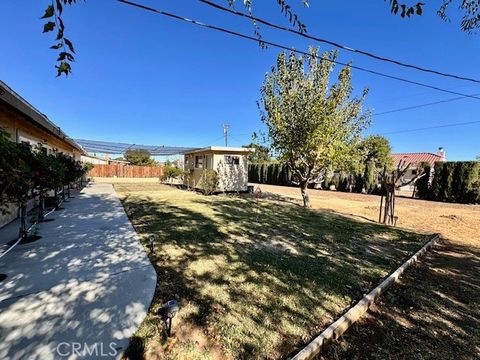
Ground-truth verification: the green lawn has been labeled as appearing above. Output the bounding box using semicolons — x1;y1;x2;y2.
115;183;427;360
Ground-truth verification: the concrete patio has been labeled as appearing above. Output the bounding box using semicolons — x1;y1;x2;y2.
0;183;157;360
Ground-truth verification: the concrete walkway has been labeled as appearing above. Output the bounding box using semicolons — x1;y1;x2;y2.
0;183;157;360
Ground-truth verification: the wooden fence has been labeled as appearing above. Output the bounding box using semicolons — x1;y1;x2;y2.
89;164;164;178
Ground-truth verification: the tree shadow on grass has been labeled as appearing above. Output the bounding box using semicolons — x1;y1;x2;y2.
120;190;428;360
319;241;480;360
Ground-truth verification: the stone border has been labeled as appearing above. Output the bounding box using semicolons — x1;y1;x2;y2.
292;233;441;360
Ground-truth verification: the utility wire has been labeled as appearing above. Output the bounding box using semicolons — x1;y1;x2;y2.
381;120;480;135
199;0;480;84
117;0;480;101
374;92;480;116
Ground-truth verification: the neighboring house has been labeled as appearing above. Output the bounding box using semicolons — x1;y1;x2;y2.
81;154;109;165
80;154;130;165
184;146;254;192
0;80;84;227
390;147;447;192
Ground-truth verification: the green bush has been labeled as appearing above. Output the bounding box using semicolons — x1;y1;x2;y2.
161;165;185;183
415;165;430;199
200;169;219;195
336;173;346;191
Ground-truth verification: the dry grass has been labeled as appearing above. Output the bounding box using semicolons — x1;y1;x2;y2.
253;183;480;248
114;183;428;360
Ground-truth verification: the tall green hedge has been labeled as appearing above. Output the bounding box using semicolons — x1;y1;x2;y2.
420;161;480;204
248;163;293;186
250;161;480;204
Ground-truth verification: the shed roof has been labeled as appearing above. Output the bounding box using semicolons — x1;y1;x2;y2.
0;80;84;153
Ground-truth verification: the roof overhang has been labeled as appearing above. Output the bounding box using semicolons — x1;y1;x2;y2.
0;80;85;154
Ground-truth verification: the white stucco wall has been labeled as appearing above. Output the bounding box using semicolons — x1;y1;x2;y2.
184;150;250;192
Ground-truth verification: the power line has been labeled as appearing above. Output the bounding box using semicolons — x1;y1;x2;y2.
117;0;480;101
374;92;480;116
199;0;480;84
189;135;225;147
381;120;480;135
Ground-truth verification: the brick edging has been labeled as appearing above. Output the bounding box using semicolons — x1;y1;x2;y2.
291;233;441;360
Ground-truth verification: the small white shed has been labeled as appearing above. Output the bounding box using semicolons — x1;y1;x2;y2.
184;146;254;192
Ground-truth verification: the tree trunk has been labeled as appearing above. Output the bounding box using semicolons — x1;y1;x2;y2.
19;205;27;240
383;190;390;224
54;188;59;209
38;194;45;222
300;181;311;208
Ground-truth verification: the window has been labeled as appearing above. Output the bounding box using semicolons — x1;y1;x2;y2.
411;169;418;175
224;155;240;165
195;155;204;169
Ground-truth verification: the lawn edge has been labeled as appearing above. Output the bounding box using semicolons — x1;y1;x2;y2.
291;233;441;360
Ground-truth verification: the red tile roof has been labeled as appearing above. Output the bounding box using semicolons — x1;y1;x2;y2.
390;153;445;168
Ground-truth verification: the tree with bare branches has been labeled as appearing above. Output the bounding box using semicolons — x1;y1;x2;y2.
378;160;427;225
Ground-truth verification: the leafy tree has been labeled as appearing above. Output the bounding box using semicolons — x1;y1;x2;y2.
0;129;23;215
32;147;62;221
56;152;82;199
357;135;392;193
39;0;478;76
49;152;66;207
259;48;370;207
243;143;271;163
387;0;480;33
0;139;37;239
124;149;156;166
359;135;392;169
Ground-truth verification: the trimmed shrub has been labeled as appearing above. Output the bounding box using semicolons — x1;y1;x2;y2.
423;161;480;204
363;161;377;194
248;163;294;186
415;165;430;199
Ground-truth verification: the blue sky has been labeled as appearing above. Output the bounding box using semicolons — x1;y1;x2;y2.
1;0;479;160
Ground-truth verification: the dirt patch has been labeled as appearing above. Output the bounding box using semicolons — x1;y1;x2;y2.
440;214;462;221
254;236;300;255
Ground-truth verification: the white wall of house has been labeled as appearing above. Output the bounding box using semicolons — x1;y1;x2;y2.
80;155;108;164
